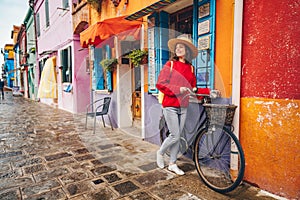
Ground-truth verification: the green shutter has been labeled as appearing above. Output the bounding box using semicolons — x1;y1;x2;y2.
45;0;50;27
60;49;68;82
36;13;40;37
68;46;72;83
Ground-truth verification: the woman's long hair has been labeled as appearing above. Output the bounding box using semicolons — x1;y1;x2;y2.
172;43;193;64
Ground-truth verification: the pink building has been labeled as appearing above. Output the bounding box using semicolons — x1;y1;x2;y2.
34;0;90;113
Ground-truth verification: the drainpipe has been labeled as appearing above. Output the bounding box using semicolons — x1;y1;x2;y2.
231;0;243;173
140;23;145;139
232;0;243;138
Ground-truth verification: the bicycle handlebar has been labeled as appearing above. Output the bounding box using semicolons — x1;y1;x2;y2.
186;88;210;97
183;87;220;104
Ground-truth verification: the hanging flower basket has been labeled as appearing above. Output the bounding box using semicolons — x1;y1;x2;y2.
127;49;148;67
100;58;118;72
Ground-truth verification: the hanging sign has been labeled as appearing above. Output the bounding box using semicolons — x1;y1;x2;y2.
198;20;210;35
199;2;210;19
198;36;211;50
148;28;156;90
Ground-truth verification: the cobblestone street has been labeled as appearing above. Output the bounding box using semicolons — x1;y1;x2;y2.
0;92;285;200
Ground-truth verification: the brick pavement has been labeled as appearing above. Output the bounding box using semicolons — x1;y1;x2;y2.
0;92;286;200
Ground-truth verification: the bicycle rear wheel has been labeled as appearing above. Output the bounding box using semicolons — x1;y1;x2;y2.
193;124;245;193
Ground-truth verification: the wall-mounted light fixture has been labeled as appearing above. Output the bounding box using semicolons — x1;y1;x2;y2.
57;7;70;11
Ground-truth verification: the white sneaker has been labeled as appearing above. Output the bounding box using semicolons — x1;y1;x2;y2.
156;151;164;169
168;164;185;175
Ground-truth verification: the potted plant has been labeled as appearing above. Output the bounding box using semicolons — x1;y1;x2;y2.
100;58;118;72
127;49;148;67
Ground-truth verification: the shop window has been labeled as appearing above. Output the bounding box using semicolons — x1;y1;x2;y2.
148;1;216;92
92;45;112;91
61;46;72;83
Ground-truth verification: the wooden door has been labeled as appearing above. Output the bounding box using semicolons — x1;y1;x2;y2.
132;65;141;118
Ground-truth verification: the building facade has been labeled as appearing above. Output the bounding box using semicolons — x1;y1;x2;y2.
24;8;38;101
2;0;297;199
240;0;299;199
34;0;90;113
3;44;15;88
80;0;299;199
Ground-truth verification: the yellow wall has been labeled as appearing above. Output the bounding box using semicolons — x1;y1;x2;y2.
4;45;14;59
89;0;160;24
215;0;234;97
240;97;300;198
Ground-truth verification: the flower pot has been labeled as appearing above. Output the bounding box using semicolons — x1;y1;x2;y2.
140;56;148;65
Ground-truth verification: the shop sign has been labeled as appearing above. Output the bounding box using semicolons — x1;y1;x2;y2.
198;20;210;35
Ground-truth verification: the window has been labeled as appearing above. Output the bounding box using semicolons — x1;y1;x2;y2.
92;45;112;91
36;13;40;37
170;6;193;36
148;1;216;92
62;0;69;9
45;0;50;27
39;58;47;80
61;46;72;83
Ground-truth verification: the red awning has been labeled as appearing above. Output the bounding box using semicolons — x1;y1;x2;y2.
80;16;142;48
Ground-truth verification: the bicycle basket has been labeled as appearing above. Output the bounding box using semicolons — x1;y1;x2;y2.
203;104;237;126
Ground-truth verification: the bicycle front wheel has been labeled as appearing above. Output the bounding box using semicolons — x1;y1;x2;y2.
194;124;245;193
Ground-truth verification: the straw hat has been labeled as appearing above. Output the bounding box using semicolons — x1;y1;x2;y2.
168;34;198;59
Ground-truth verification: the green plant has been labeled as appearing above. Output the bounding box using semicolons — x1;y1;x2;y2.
127;49;148;67
100;58;118;72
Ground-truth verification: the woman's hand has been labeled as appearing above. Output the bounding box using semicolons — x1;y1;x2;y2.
180;87;188;94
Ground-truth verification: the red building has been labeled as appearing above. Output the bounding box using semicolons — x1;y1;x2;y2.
240;0;300;199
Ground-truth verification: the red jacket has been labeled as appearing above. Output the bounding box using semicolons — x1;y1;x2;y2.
156;60;196;108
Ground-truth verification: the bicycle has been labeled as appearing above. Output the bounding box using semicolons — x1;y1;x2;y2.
159;89;245;193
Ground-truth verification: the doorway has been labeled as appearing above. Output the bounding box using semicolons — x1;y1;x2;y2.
132;65;141;119
120;40;142;126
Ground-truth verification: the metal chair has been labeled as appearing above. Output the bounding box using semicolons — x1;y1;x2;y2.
85;97;113;133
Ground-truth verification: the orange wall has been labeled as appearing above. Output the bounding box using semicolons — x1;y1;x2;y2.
240;97;300;198
215;0;234;98
240;1;299;199
90;0;159;23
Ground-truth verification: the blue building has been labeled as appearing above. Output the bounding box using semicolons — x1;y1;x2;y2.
3;44;15;88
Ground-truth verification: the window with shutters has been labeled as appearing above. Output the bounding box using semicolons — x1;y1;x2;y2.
92;45;113;91
36;13;41;37
62;0;69;9
45;0;50;27
61;46;72;83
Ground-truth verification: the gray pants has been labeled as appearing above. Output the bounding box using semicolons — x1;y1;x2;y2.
0;88;4;99
159;107;187;163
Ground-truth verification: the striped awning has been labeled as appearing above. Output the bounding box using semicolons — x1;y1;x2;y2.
125;0;177;21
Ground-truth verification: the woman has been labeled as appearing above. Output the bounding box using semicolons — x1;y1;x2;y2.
156;34;198;175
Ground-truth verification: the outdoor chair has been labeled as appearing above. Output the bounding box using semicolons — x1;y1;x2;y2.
85;97;113;133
